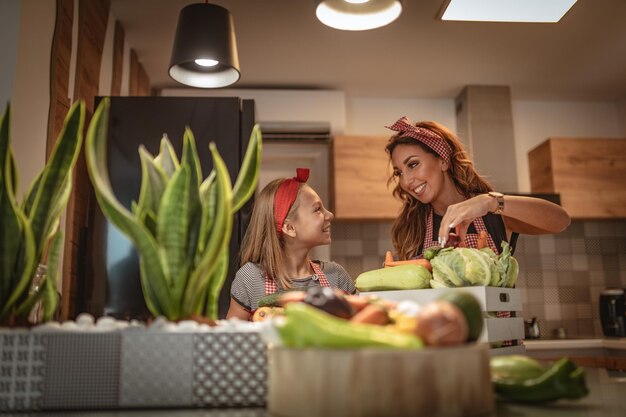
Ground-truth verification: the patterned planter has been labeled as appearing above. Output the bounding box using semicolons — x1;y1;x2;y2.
0;327;267;412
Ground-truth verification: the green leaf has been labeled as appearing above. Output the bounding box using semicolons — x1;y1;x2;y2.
0;104;22;306
85;98;173;318
180;130;202;270
136;146;168;221
196;170;216;260
154;135;179;178
232;124;262;213
203;248;229;319
42;229;63;321
28;100;84;263
156;164;192;312
0;216;36;320
183;143;233;317
181;128;203;189
0;105;36;320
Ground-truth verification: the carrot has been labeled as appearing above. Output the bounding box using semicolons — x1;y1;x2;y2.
384;258;432;272
477;231;488;249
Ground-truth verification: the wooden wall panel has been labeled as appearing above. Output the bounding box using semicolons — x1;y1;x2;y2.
47;0;73;158
110;20;124;96
129;48;152;97
60;0;110;319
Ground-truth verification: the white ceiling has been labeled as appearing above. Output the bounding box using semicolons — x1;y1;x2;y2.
110;0;626;101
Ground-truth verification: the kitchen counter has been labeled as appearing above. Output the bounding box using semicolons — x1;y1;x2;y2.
16;368;626;417
524;338;626;351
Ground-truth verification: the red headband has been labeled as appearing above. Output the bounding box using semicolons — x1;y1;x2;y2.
274;168;310;234
385;116;452;163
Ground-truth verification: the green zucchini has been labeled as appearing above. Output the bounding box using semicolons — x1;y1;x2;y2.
355;264;431;292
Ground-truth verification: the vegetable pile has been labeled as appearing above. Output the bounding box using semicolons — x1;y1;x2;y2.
354;240;519;292
263;287;484;349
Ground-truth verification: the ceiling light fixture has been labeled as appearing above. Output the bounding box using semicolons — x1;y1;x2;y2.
169;2;240;88
315;0;403;31
440;0;578;23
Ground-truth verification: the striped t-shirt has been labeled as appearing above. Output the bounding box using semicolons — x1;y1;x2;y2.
231;260;356;311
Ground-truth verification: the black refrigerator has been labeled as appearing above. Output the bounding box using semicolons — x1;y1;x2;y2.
78;96;255;320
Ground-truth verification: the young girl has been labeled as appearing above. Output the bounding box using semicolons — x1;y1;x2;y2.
226;168;355;320
384;116;570;259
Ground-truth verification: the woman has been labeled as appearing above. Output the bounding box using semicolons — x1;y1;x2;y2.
385;116;570;260
226;168;355;320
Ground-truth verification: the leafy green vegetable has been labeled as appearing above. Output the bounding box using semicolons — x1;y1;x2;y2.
429;242;519;288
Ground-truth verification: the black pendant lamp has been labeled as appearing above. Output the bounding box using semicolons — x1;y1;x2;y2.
169;2;240;88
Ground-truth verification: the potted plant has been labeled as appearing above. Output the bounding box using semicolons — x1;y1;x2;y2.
84;98;261;321
0;101;85;325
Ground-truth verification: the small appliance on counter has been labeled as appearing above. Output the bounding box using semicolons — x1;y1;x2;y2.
599;288;626;337
524;317;541;339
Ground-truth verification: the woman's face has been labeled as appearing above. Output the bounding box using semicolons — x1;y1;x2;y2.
288;185;334;246
390;143;449;204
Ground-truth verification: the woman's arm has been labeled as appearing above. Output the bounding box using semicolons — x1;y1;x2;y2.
439;194;570;245
499;195;571;235
226;298;252;321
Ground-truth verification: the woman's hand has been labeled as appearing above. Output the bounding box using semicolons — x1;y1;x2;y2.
438;194;493;247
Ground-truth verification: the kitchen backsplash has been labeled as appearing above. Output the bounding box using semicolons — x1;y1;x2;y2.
330;219;626;339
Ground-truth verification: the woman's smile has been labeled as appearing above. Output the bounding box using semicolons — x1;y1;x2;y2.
414;182;427;196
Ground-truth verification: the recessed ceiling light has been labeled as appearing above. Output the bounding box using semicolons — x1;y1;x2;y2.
440;0;578;23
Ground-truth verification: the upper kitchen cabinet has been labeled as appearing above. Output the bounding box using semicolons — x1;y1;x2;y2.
332;135;402;220
529;138;626;219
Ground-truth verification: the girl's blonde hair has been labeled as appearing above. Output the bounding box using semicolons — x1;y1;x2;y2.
239;178;305;289
385;121;493;260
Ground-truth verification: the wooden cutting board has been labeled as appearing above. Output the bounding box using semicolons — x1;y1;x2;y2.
268;343;494;417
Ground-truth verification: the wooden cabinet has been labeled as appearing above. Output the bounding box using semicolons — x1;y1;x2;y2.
528;138;626;219
332;135;402;220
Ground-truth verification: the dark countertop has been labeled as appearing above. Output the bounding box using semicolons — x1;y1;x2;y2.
11;368;626;417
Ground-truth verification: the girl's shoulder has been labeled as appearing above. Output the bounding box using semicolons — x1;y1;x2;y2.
236;261;265;280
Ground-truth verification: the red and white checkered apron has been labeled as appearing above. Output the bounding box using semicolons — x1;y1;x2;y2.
423;207;499;254
264;260;330;295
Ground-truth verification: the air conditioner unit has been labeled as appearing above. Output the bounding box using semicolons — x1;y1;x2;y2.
258;121;331;142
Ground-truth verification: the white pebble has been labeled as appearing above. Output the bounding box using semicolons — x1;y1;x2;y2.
176;320;199;331
60;321;78;331
75;313;95;328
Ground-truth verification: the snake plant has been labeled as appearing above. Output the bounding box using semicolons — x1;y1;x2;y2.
0;101;85;324
85;98;262;321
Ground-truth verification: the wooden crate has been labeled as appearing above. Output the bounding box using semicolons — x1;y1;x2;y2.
268;344;494;417
528;138;626;219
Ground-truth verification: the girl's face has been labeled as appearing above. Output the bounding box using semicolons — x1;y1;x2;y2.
287;185;334;246
390;143;449;204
